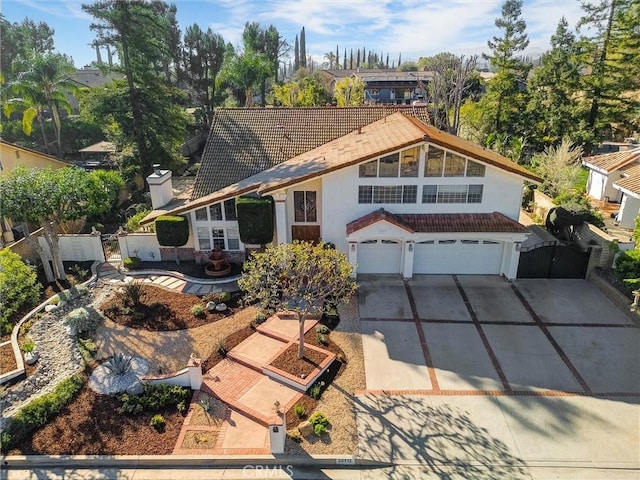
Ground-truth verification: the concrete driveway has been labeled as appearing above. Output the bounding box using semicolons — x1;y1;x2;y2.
357;275;640;478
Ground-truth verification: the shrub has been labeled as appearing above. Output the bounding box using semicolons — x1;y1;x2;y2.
150;414;166;432
78;338;98;363
616;249;640;281
155;215;189;247
308;411;329;429
203;291;231;304
21;340;35;353
104;353;133;376
127;209;152;232
236;195;274;245
0;249;41;335
1;374;85;451
316;333;327;345
293;403;307;418
315;324;329;334
119;383;190;415
199;394;213;413
314;423;328;436
309;381;325;400
69;263;90;281
116;280;144;306
123;256;141;270
191;303;206;318
214;337;227;357
254;312;267;324
66;307;103;333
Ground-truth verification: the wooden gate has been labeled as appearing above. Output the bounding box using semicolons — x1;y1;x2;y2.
517;241;591;279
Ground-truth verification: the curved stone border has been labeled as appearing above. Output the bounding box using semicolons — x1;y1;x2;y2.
0;262;101;386
119;266;240;286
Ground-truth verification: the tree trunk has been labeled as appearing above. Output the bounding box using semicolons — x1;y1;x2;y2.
297;312;305;359
37;114;49;154
51;105;64;158
21;223;55;283
44;222;66;281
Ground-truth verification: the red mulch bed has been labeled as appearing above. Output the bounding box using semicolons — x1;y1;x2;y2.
200;325;256;372
285;395;318;430
6;381;190;455
270;344;329;378
99;285;243;331
303;328;346;361
0;342;17;375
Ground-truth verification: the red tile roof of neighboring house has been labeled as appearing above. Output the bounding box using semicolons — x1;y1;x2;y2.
347;209;529;235
582;148;640;173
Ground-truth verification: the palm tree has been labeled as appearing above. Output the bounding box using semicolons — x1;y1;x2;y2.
324;52;337;69
5;53;77;157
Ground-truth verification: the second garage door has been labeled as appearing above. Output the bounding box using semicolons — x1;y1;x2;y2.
414;240;503;274
357;240;402;274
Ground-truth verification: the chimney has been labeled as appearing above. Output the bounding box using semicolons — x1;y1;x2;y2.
146;165;173;209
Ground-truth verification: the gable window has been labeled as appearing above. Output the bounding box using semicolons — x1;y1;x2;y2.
422;185;484;204
359;147;420;178
209;204;223;221
195;208;208;221
424;144;486;178
195;199;237;222
224;199;237;220
359;185;417;204
294;191;317;222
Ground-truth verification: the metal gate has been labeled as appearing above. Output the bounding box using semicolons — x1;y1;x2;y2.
101;233;121;262
517;241;591;279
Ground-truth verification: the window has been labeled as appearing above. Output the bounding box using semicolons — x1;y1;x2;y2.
425;145;444;176
422;185;484;204
224;199;237;220
400;147;419;177
444;153;466;176
195;208;208;221
227;227;240;250
209;203;222;221
468;185;483;203
359;185;417;204
378;153;400;177
197;227;211;250
418;240;434;244
212;228;225;249
294;191;317;222
438;240;456;244
461;240;479;244
359;160;377;177
466;160;486;177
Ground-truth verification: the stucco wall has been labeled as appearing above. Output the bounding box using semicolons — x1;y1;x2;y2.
320;159;525;252
0;143;69;173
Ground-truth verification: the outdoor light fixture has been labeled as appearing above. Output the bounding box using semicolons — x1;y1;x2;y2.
350;244;356;252
408;243;413;252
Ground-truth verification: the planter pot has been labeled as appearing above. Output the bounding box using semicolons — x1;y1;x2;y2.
2;230;15;243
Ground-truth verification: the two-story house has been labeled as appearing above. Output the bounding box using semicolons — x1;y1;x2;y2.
141;107;540;279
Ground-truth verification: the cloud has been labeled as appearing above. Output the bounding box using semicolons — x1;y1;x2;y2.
11;0;92;20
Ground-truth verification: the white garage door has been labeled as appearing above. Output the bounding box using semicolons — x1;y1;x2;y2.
414;240;503;274
357;240;402;274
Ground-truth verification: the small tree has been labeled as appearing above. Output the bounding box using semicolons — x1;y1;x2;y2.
155;215;189;264
0;248;41;335
238;241;357;359
531;139;583;198
334;77;365;106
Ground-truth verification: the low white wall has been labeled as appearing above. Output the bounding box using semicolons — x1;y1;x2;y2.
118;234;161;261
38;234;105;262
143;361;202;390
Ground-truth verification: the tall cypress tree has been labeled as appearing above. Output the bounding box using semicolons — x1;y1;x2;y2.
343;48;347;69
300;26;306;68
356;49;360;68
349;49;353;69
336;44;339;69
294;34;299;71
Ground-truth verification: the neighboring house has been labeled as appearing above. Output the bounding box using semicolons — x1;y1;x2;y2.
141;106;540;279
582;147;640;229
63;67;122;114
0;140;70;244
77;141;117;170
324;69;431;105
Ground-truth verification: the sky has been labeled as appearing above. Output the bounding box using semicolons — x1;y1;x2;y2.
3;0;585;69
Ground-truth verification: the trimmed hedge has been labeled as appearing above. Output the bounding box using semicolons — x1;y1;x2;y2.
616;249;640;281
0;374;85;452
155;215;189;247
0;248;41;335
236;196;274;245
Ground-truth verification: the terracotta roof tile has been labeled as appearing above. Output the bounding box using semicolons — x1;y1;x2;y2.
614;173;640;196
347;209;529;235
582;148;640;173
192;106;431;200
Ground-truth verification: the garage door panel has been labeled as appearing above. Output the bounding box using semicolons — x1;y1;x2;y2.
414;242;502;274
358;241;402;274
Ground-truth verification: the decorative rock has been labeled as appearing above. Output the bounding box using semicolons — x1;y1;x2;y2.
126;381;144;395
45;304;58;313
298;420;313;437
206;301;216;312
66;325;77;337
215;303;227;311
24;351;39;365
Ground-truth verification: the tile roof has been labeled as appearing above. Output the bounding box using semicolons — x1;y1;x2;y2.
402;116;542;183
347;209;529;235
191;106;431;200
582;148;640;173
65;68;121;88
614;162;640;196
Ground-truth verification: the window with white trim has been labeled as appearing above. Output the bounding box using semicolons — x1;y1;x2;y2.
422;185;484;204
359;147;420;178
195;199;237;222
358;185;417;204
293;191;317;222
424;144;486;178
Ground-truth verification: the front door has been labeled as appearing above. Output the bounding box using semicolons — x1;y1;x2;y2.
291;225;321;243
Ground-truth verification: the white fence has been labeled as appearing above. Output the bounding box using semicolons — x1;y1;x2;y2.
117;234;162;261
38;234;105;262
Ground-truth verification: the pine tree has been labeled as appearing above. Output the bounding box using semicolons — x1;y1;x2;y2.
300;27;306;68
